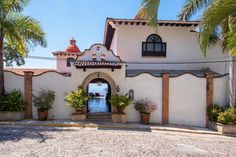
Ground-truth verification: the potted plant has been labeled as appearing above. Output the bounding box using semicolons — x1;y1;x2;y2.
65;87;90;121
208;104;236;134
109;94;132;123
0;89;26;121
33;89;55;121
134;99;157;124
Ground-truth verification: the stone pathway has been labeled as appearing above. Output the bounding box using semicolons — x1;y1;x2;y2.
0;125;235;157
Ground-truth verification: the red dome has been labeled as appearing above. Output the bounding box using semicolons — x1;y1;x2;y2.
66;38;80;53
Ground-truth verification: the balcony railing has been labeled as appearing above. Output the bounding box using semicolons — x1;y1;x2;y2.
142;42;167;57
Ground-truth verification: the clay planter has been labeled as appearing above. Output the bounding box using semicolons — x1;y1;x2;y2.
0;111;25;121
71;107;86;121
76;108;83;114
140;113;150;124
209;121;236;135
71;113;86;121
112;113;126;123
37;109;48;121
117;106;125;113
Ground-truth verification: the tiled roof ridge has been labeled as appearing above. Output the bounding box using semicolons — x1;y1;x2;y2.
107;17;201;23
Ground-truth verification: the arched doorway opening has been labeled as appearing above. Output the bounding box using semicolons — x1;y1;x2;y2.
87;78;111;113
82;72;117;113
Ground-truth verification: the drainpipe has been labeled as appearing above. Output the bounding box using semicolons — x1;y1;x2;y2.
229;56;236;106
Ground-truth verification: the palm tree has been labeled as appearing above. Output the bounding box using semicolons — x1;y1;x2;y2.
135;0;236;56
135;0;160;28
178;0;236;56
0;0;47;95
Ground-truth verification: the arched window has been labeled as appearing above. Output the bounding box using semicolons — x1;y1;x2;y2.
142;34;166;57
92;54;97;61
67;58;75;67
101;54;106;61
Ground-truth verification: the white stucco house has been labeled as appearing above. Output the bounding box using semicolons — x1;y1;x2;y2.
4;18;233;127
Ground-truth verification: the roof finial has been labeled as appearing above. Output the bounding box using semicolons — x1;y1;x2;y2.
66;38;80;53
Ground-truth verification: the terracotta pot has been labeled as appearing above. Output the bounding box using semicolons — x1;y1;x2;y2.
38;109;48;121
117;106;125;113
140;113;150;124
76;108;84;114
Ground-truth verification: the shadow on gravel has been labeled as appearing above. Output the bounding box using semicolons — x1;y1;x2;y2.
0;125;76;143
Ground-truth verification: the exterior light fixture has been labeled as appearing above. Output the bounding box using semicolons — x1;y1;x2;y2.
116;85;120;92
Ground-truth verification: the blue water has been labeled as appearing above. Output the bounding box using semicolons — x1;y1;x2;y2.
88;83;108;96
88;83;109;113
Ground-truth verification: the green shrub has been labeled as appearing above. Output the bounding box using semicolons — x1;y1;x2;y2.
65;88;90;109
0;89;26;112
109;94;132;108
217;107;236;124
33;89;55;111
207;104;223;122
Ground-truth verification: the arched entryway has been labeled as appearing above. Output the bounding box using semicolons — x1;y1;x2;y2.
82;72;116;113
87;78;111;113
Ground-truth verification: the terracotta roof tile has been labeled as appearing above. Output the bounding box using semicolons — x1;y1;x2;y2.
4;68;64;76
74;61;122;69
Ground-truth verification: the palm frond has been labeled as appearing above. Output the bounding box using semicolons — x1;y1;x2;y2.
3;13;46;56
0;0;30;17
135;0;160;28
178;0;212;21
199;0;236;56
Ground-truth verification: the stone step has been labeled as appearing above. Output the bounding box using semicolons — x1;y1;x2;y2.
86;113;111;121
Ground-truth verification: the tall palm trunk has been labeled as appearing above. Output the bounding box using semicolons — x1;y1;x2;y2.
229;56;236;106
0;30;5;95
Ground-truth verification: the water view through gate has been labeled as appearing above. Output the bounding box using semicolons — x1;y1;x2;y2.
87;78;111;113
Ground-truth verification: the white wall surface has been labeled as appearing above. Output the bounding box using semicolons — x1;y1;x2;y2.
125;74;162;123
4;66;230;127
213;75;229;106
79;44;121;62
113;24;229;74
110;30;118;55
56;55;77;73
169;74;206;127
32;72;74;119
4;72;24;96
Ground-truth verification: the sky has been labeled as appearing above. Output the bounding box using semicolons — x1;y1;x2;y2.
16;0;198;69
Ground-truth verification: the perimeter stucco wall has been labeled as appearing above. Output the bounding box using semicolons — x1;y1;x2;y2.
125;74;162;123
169;74;206;127
213;75;229;106
32;72;74;119
110;24;229;74
4;72;24;95
4;67;229;127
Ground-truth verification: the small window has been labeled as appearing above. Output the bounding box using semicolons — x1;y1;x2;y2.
67;58;75;67
142;34;166;57
96;46;101;53
92;54;97;61
101;54;106;61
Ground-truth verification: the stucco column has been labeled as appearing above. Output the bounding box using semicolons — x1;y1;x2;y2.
162;73;169;124
24;71;34;119
229;57;236;106
206;73;213;127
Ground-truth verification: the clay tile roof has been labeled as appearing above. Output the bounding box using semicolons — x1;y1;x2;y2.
107;18;201;25
4;68;70;76
74;61;122;69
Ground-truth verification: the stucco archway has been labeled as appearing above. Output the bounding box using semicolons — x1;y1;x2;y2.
82;72;116;112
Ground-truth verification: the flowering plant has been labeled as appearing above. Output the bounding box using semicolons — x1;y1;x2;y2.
134;99;157;114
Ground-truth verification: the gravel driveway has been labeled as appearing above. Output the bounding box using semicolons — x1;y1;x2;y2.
0;125;235;157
